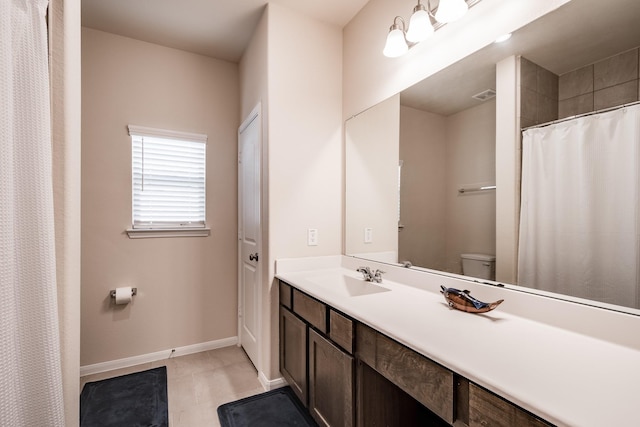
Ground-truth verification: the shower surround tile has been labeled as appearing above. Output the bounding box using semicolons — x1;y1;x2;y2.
559;93;594;119
594;80;639;110
558;46;640;118
520;86;538;123
538;93;558;124
594;48;638;91
538;67;559;99
559;65;594;101
519;57;559;127
520;116;537;129
520;57;538;91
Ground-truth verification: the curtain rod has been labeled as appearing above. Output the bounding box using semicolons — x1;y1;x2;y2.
522;100;640;131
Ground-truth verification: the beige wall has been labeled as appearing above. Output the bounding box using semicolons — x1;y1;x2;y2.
398;101;495;274
398;105;447;269
240;8;268;121
346;94;400;258
81;28;239;366
496;55;520;283
239;4;343;382
444;100;496;273
266;4;343;379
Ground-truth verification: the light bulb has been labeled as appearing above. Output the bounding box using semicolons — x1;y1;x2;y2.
495;33;512;43
406;6;434;43
434;0;468;24
383;27;409;58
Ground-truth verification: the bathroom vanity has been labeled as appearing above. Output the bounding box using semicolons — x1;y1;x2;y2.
279;282;548;426
276;256;640;427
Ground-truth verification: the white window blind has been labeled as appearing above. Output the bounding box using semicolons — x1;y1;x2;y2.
129;125;207;229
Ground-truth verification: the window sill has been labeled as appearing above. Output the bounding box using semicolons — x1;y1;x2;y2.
126;227;211;239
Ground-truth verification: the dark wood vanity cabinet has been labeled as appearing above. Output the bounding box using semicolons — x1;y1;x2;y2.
468;383;552;427
309;329;354;427
279;280;553;427
355;323;454;425
279;282;355;427
279;306;308;404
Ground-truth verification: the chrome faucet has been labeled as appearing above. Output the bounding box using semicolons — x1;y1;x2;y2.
357;266;385;283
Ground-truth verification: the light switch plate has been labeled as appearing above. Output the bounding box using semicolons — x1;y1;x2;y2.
364;227;373;243
308;228;318;246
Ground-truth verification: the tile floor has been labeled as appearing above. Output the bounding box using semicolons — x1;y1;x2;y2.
80;345;265;427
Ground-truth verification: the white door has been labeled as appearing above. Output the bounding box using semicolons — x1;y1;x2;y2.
238;104;261;370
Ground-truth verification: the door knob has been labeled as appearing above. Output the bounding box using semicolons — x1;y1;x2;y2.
249;253;259;261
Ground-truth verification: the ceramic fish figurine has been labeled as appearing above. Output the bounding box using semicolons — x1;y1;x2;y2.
440;286;504;314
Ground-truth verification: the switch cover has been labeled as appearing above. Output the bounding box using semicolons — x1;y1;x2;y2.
308;228;318;246
364;227;373;243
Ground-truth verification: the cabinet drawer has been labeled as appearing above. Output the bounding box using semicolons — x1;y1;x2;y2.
329;310;354;354
376;334;454;424
469;383;552;427
293;289;327;334
279;281;292;309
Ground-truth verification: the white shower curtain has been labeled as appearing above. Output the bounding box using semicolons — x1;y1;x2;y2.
1;0;65;425
518;104;640;309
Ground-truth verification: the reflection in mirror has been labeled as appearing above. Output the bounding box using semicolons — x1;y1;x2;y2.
345;0;640;313
399;92;496;276
345;94;400;263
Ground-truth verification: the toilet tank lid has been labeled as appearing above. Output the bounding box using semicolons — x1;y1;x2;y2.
461;253;496;262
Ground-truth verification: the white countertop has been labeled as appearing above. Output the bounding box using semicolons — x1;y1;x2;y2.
276;256;640;427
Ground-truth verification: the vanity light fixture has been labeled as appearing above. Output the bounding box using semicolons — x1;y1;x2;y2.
383;0;480;58
435;0;469;24
383;17;410;58
406;1;434;43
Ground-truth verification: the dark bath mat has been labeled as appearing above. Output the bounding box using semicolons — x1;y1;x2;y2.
80;366;168;427
217;386;318;427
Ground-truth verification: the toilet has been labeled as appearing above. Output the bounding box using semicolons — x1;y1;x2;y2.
460;253;496;281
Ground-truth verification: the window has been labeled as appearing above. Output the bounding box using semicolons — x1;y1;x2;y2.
126;125;209;238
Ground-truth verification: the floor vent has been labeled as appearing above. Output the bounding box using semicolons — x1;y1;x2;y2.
472;89;497;101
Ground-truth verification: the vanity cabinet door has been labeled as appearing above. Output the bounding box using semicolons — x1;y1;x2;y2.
280;307;308;406
469;384;552;427
308;328;354;427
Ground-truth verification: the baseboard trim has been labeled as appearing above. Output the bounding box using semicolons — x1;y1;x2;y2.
258;371;287;391
80;336;239;377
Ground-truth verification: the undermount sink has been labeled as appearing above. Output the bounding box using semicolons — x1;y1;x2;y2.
306;273;391;297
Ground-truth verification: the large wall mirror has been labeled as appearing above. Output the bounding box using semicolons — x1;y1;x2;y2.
345;0;640;314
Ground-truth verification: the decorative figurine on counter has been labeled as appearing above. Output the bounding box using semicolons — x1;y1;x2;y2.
440;286;504;314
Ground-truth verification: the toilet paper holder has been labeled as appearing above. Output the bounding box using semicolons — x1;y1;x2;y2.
109;288;137;299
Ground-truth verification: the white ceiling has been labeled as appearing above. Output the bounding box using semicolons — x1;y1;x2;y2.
402;0;640;116
81;0;370;63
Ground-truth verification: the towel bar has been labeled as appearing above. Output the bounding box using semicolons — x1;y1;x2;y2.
458;185;496;194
